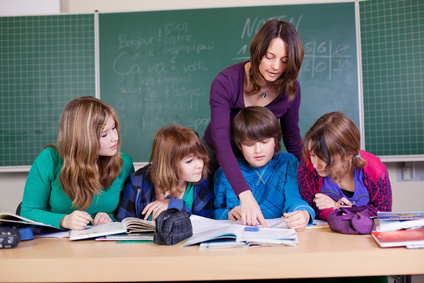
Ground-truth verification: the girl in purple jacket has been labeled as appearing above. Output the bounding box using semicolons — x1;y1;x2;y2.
297;111;392;220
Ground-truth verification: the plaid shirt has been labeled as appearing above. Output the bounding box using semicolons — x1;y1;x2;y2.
116;164;213;221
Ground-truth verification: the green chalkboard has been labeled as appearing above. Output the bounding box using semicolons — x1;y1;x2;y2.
0;14;95;167
99;2;359;163
360;0;424;160
3;2;422;169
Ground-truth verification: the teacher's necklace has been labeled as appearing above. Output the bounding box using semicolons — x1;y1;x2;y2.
260;85;273;98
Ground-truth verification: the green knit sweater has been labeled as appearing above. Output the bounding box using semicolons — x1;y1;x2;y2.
21;147;134;228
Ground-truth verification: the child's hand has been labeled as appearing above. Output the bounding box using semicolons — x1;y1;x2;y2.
228;206;242;222
334;197;353;209
283;210;310;231
60;210;93;230
142;199;170;220
92;212;112;226
313;193;337;210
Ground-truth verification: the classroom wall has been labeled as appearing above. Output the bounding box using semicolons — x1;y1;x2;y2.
0;0;423;213
60;0;356;13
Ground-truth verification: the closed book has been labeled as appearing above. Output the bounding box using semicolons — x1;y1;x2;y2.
372;229;424;248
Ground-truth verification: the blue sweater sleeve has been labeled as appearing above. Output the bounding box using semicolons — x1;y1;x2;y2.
282;155;315;223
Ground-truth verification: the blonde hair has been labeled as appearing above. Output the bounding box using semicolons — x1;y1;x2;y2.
149;125;209;198
302;111;367;181
50;96;123;210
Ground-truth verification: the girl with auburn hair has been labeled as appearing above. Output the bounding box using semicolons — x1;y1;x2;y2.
298;111;392;220
202;19;304;227
21;96;134;230
116;125;213;221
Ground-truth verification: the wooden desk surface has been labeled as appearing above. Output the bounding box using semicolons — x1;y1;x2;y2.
1;228;423;282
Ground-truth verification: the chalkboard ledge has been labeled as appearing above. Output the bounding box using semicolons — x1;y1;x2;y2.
1;163;150;173
379;155;424;163
0;166;32;173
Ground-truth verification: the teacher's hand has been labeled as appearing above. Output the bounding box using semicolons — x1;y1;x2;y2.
238;190;267;228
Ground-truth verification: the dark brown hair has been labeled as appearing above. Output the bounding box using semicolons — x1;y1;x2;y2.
232;106;282;153
248;20;304;100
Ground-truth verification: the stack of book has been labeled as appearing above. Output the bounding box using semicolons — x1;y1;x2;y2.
375;211;424;232
372;211;424;248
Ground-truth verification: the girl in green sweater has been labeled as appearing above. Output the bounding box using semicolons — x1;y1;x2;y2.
21;96;134;230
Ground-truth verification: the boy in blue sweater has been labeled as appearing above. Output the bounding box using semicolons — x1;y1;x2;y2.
213;106;314;231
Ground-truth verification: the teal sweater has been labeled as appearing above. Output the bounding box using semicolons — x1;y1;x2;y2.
21;147;134;228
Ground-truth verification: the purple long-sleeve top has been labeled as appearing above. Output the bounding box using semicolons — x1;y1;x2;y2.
203;61;303;196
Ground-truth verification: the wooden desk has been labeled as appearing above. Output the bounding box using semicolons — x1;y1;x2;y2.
1;228;423;282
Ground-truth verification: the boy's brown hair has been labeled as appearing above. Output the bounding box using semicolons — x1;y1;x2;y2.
232;106;282;154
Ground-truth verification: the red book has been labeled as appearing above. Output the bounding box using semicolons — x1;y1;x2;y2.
372;229;424;248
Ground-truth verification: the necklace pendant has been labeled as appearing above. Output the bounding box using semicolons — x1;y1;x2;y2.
261;92;267;98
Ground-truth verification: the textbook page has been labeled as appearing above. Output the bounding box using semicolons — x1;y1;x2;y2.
185;215;297;247
69;222;126;240
69;218;155;240
0;212;66;236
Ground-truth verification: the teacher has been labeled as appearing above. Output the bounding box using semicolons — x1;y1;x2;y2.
202;20;304;227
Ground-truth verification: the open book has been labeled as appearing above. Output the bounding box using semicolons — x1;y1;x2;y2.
0;212;65;235
183;215;298;247
375;211;424;232
69;217;155;240
95;232;154;241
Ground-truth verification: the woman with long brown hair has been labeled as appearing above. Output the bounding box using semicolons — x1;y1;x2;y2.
202;20;304;227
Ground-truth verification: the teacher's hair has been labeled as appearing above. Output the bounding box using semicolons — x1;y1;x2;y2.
302;111;367;180
149;125;209;198
248;20;304;101
50;96;123;210
232;106;282;154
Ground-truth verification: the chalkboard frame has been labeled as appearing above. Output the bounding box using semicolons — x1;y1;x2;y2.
359;0;424;162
